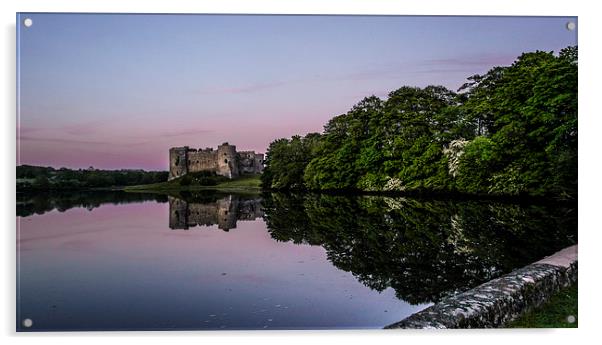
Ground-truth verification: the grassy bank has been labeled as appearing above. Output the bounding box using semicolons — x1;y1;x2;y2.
124;174;262;193
507;283;577;328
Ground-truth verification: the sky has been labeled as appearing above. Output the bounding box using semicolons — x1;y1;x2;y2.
17;14;577;170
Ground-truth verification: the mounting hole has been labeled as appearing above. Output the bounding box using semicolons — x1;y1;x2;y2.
22;318;33;328
23;18;33;27
566;21;576;31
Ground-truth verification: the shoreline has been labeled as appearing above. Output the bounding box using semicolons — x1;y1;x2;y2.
17;185;577;205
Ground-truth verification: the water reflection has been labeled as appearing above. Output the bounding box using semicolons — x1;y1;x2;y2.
17;191;166;217
16;190;577;330
169;195;263;230
262;193;577;304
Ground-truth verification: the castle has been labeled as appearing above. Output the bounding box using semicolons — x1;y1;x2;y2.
169;142;264;180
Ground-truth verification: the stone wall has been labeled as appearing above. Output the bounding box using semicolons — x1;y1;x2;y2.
169;147;188;180
187;148;218;174
385;245;578;329
168;143;264;180
216;143;239;178
238;151;265;174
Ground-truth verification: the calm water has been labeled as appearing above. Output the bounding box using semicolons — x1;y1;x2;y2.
16;191;577;331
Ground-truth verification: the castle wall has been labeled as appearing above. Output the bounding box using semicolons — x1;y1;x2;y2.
187;149;218;174
238;151;265;174
168;143;264;180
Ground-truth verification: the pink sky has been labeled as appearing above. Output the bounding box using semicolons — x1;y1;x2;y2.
17;14;576;170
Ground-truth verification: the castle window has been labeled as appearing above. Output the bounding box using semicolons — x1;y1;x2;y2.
224;159;228;163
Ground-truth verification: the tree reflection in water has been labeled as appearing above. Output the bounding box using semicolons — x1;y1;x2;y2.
16;191;167;217
261;193;577;305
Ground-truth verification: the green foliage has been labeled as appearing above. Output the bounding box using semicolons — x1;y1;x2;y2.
179;175;192;186
356;172;388;191
459;46;578;197
125;174;262;193
262;46;577;198
176;171;229;186
16;165;169;191
300;87;465;191
261;133;322;190
455;136;499;194
32;175;51;189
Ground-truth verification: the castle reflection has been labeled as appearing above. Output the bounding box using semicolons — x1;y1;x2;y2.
168;194;263;231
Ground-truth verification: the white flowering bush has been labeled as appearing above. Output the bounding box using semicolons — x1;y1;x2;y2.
442;139;469;178
383;177;405;191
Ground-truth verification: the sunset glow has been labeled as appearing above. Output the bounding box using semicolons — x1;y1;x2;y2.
17;14;576;170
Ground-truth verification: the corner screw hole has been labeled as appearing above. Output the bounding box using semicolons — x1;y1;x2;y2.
22;318;33;328
566;22;576;31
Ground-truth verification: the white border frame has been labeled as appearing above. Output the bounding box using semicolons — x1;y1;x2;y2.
3;1;599;344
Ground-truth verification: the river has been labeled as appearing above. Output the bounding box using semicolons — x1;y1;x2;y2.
16;191;576;331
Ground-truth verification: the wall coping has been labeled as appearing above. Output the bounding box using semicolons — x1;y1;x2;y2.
385;245;578;329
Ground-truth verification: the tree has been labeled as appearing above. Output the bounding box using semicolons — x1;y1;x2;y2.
458;47;577;196
262;46;577;198
32;175;51;189
261;133;322;190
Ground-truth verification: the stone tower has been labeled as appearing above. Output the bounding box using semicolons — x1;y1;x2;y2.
216;143;239;178
169;147;189;181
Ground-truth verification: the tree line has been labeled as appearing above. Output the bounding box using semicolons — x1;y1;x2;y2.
261;46;577;198
17;165;169;191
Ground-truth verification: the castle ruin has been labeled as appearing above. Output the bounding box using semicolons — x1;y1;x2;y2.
169;142;264;180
